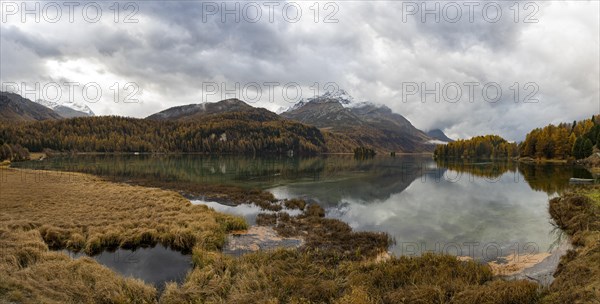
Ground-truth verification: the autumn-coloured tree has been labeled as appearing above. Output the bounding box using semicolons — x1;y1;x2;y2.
0;114;331;156
434;135;518;160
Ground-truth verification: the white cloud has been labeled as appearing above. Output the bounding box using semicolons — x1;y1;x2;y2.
1;1;598;140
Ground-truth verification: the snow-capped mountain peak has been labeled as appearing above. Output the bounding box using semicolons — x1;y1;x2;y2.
34;99;95;117
284;89;370;113
319;89;356;105
35;99;60;109
64;101;95;116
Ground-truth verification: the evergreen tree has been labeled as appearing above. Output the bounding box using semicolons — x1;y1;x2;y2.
572;137;583;159
0;144;12;161
582;138;593;158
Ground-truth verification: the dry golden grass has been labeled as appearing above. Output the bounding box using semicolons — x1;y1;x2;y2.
160;249;540;304
0;168;246;254
0;227;157;304
0;168;246;303
543;186;600;303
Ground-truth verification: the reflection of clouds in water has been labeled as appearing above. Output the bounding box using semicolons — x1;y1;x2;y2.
190;200;302;225
272;171;557;258
191;200;263;225
66;246;191;288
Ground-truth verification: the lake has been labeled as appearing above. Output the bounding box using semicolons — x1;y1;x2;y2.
14;154;592;283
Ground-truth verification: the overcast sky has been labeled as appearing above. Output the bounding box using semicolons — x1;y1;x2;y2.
1;1;598;141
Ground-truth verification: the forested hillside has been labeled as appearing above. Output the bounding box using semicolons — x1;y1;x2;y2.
520;115;599;160
433;135;518;160
0;114;331;155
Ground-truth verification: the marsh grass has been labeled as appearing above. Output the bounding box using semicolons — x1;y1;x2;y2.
543;186;600;303
0;227;157;304
160;249;540;304
0;168;246;302
268;204;391;261
120;177;284;211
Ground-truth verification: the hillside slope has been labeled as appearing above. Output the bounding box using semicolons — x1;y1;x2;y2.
0;92;63;122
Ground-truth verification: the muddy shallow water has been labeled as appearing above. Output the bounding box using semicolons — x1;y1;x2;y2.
223;226;304;256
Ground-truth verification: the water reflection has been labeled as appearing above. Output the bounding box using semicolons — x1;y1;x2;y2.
190;199;302;225
15;154;589;261
274;168;561;259
64;245;192;289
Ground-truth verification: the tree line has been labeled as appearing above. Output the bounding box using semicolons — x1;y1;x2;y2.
0;113;332;158
519;115;598;160
433;135;519;160
435;115;599;161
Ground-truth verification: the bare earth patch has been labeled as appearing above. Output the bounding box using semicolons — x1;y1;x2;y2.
223;226;304;255
488;252;552;276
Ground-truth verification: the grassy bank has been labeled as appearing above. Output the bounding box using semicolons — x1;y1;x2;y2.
161;250;539;304
0;168;246;303
543;186;600;303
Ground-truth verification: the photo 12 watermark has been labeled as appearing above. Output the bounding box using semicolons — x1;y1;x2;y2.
397;241;542;262
200;81;345;103
400;1;539;23
198;1;339;23
401;82;539;104
2;82;143;104
1;1;139;23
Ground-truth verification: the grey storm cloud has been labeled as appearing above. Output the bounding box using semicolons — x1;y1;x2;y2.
0;0;598;141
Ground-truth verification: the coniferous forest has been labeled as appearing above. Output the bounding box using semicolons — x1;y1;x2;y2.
0;114;329;156
1;111;599;162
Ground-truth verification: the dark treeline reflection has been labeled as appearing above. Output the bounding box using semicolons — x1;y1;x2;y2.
434;160;518;179
435;159;593;194
13;154;426;189
13;155;590;200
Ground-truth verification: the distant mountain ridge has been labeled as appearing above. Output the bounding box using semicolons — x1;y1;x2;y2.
147;98;279;122
427;129;454;143
0;91;63;122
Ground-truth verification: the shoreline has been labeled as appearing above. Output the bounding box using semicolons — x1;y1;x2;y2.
2;166;585;303
542;186;600;302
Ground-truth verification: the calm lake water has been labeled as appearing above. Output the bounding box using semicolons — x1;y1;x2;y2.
15;155;593;282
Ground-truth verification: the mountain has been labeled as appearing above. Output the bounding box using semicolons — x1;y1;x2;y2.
147;98;279;122
282;91;433;152
0;91;63;122
427;129;454;143
34;99;95;118
145;98;361;153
